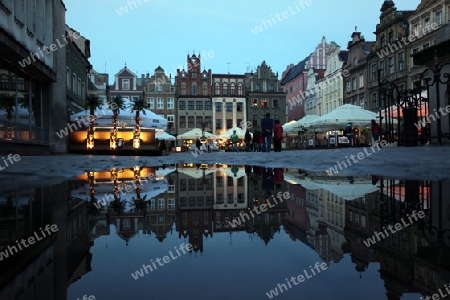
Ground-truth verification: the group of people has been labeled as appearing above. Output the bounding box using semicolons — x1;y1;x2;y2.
236;113;283;152
344;119;381;147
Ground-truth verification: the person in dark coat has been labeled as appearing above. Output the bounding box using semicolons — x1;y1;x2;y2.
261;113;274;152
245;129;252;152
273;119;283;152
195;138;202;150
252;130;259;152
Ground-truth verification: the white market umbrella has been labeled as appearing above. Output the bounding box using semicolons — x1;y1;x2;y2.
156;131;176;141
294;115;320;129
282;120;298;133
308;104;377;130
177;128;215;140
218;127;250;139
303;177;379;200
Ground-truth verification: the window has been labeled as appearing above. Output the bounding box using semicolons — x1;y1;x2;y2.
359;75;364;88
72;73;77;94
205;100;212;110
413;23;419;36
216;102;222;112
237;102;243;111
181;82;187;95
122;79;130;90
188;116;194;127
423;43;430;49
346;81;351;92
252;99;258;107
388;56;394;74
203;82;208;96
424;17;430;29
238;83;243;95
226;102;233;112
273;99;279;109
371;64;377;81
226;119;232;129
237;119;242;127
157;97;164;109
216;194;223;204
167;97;174;109
191;83;197;95
158;199;165;210
371;93;377;108
255;83;261;91
188;101;194;110
398;52;405;71
388;32;394;43
81;82;86;99
216;119;222;130
167;114;174;127
230;83;236;95
436;10;442;25
66;68;71;88
150;199;155;210
196;116;203;127
381;36;386;47
353;57;358;66
379;61;385;77
179;100;185;110
352;78;357;90
205;116;211;127
156;85;162;92
195;101;203;110
191;72;197;79
132;96;140;102
269;83;274;91
214;82;220;95
179;116;186;128
222;83;228;95
261;99;268;108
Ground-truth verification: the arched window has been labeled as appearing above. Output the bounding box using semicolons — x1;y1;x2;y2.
238;83;243;95
214;82;220;95
181;82;187;95
222;83;228;95
230;83;236;95
202;82;208;96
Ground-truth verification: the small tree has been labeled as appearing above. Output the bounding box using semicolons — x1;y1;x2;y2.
129;97;146;149
110;96;126;149
85;94;102;149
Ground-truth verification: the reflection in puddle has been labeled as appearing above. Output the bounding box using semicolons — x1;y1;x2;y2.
0;164;449;300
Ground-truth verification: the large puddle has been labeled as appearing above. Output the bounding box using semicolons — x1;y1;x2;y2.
0;164;448;300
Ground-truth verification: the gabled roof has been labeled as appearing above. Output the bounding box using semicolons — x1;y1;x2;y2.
114;66;137;78
415;0;435;12
281;56;310;85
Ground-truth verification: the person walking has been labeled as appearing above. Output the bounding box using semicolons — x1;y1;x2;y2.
257;131;263;152
195;138;202;151
244;129;252;152
370;119;380;145
230;130;239;152
261;113;274;152
344;123;353;147
273;119;283;152
252;130;259;152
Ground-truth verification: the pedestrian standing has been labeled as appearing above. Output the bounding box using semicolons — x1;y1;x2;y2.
257;131;263;152
261;113;274;152
370;119;380;145
195;138;202;151
273;119;283;152
252;130;258;152
344;123;353;147
245;129;252;152
230;130;239;152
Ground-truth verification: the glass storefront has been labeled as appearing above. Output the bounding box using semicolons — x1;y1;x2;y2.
0;61;48;144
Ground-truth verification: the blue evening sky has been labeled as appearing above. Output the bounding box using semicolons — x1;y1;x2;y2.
64;0;419;83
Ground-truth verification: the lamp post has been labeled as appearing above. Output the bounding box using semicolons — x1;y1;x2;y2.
200;121;207;143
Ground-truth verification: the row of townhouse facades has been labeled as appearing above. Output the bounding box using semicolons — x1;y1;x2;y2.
94;54;287;138
282;0;450;138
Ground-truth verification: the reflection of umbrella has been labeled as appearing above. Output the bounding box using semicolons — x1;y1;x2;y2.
156;131;176;141
177;128;215;140
308;104;377;130
303;177;379;200
178;168;215;179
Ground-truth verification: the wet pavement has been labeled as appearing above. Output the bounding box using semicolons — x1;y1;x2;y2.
1;147;450;300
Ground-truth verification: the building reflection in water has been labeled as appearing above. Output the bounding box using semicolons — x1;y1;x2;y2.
0;165;449;299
